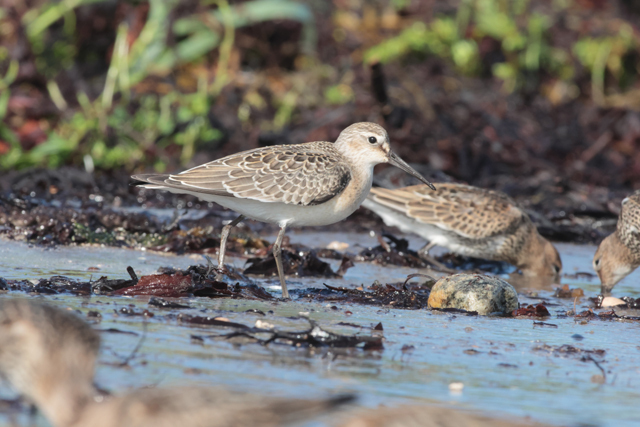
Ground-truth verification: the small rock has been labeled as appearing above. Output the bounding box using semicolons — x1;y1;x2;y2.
148;296;191;309
448;382;464;392
327;241;349;251
255;320;275;330
601;296;626;307
86;310;102;319
428;274;518;315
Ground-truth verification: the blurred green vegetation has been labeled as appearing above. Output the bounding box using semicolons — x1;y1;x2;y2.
1;0;317;171
1;0;640;172
364;0;638;96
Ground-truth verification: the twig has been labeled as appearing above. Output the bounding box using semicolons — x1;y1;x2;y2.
126;266;138;282
203;255;216;277
119;321;147;367
376;234;391;252
533;321;558;328
580;130;612;164
584;355;606;382
402;273;435;290
162;209;188;232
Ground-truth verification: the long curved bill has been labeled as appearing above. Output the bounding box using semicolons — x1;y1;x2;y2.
388;151;436;190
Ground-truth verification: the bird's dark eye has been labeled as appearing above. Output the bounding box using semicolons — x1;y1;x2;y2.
594;259;600;267
368;136;377;144
553;265;560;273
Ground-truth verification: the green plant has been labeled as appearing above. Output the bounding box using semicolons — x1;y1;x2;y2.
3;0;317;171
574;24;637;105
364;16;481;76
363;0;577;92
0;59;20;169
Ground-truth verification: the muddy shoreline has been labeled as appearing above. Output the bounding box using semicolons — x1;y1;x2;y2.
0;166;622;256
1;237;640;427
2;167;639;427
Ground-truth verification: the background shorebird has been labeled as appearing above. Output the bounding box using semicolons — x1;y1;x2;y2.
593;190;640;295
132;122;434;298
361;183;562;279
0;299;353;427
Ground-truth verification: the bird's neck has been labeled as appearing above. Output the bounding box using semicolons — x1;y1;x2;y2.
514;228;544;272
332;161;374;215
613;230;640;265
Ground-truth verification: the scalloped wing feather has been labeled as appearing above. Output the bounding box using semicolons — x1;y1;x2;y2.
618;190;640;251
140;142;352;207
368;183;525;239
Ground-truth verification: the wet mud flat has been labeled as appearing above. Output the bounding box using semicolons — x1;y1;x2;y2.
0;166;628;254
2;168;640;426
2;238;640;427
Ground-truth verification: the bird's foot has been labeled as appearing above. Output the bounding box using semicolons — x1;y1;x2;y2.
418;253;457;274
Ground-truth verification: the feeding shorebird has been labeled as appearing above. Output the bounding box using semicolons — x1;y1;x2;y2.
0;299;353;427
133;122;434;298
361;183;562;278
593;190;640;295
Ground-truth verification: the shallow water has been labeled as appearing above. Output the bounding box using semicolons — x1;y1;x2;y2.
1;235;640;426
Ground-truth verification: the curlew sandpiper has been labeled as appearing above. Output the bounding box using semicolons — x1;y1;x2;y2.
593;190;640;295
361;183;562;278
133;122;434;298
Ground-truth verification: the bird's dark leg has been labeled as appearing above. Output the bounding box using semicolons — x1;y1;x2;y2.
417;242;457;273
217;214;245;271
417;241;436;258
273;225;289;299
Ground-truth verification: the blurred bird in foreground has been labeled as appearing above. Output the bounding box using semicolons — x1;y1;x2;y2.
361;183;562;279
337;403;548;427
0;299;352;427
133;122;434;299
593;190;640;295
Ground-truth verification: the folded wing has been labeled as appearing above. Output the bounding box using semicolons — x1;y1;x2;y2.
619;190;640;250
368;183;526;239
133;143;352;206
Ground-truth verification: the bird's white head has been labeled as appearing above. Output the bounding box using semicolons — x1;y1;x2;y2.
334;122;435;189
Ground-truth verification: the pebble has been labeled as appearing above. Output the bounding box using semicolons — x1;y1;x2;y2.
601;296;626;307
327;241;349;251
448;382;464;395
428;274;518;315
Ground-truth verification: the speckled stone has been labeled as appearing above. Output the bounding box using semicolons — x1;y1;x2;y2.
428;274;518;315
